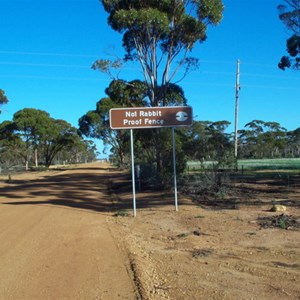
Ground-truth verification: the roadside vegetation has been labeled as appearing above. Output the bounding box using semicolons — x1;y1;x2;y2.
0;108;98;174
183;157;300;204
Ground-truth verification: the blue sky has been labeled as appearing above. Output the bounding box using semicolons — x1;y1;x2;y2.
1;0;300;156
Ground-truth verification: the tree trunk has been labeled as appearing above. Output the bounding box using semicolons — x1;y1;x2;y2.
34;148;38;167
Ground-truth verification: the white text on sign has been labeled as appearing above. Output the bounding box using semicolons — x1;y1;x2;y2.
124;110;164;126
125;110;162;118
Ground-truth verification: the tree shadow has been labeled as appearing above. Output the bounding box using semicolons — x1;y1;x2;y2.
1;167;123;213
4;166;297;213
0;166;192;214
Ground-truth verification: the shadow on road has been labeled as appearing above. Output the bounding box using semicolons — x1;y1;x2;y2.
0;166;188;214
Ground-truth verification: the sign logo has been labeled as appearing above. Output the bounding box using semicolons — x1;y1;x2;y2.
176;111;189;122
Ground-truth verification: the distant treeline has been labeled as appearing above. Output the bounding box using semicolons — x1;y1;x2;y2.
0;108;98;171
182;119;300;170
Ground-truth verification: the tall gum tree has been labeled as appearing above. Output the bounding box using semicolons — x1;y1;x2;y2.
98;0;224;106
13;108;53;169
95;0;224;180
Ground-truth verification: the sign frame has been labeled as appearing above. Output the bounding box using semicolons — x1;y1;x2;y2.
109;106;192;130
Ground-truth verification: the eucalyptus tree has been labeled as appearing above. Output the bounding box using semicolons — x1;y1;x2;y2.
180;120;211;161
41;119;89;167
239;120;270;158
286;127;300;157
239;120;287;158
180;120;233;169
79;79;147;165
204;121;234;168
262;122;287;157
278;0;300;70
93;0;224;178
97;0;224;105
78;100;129;165
13;108;53;169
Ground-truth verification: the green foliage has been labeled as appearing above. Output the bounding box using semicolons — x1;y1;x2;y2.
0;89;8;104
104;79;148;107
99;0;224;105
78;111;102;139
112;7;169;34
91;58;123;79
78;79;147;166
41;119;86;167
278;217;288;229
0;121;24;168
0;108;95;169
198;0;224;24
278;35;300;70
91;0;224;184
0;89;9;114
182;120;234;169
159;83;187;106
13;108;52;143
238;120;287;159
278;1;300;70
113;210;129;217
177;232;189;238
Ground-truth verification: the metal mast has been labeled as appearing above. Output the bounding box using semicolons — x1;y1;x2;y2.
234;59;240;158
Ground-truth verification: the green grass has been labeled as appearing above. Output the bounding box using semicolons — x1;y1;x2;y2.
194;215;205;219
237;158;300;170
187;158;300;172
177;233;189;238
113;210;129;217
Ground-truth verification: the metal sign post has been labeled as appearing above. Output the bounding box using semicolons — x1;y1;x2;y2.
109;106;193;216
172;127;178;211
130;129;137;217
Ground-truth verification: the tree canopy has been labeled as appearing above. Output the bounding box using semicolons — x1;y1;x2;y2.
0;108;97;169
97;0;224;105
278;0;300;70
79;79;148;164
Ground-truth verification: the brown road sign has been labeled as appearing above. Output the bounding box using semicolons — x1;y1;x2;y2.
109;106;193;129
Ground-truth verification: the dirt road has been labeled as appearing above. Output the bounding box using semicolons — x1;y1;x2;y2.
0;163;300;300
0;164;137;300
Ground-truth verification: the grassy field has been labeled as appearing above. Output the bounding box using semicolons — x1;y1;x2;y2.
187;158;300;172
238;158;300;170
